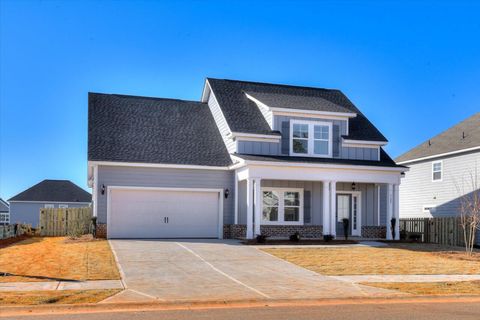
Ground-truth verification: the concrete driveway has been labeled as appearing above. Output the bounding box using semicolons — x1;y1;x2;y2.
106;239;401;303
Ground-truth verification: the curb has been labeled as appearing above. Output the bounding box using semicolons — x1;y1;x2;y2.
2;295;480;317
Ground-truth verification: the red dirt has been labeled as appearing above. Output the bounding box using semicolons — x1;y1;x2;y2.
0;235;30;249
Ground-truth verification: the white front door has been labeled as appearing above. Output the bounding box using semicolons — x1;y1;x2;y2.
108;188;221;239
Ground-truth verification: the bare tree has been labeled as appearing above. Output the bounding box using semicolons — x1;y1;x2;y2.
457;168;480;256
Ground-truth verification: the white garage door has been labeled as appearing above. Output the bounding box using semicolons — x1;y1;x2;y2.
108;188;220;239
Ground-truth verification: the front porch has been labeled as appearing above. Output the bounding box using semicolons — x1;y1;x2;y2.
228;160;402;240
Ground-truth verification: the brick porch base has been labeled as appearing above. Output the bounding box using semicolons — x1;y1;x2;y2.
223;224;323;239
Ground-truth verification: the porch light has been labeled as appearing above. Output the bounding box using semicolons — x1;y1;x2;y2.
101;184;105;195
351;182;356;191
224;188;230;199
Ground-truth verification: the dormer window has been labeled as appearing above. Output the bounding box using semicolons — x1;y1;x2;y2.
290;120;332;157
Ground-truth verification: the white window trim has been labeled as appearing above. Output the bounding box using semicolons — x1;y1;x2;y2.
336;191;362;236
261;187;304;225
59;204;68;208
432;160;443;182
44;204;54;208
289;120;333;158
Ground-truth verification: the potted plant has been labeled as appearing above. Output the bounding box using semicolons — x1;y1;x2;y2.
256;234;267;244
289;231;301;242
323;234;334;242
342;218;350;240
391;217;396;240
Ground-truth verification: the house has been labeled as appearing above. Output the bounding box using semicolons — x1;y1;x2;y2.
396;112;480;220
0;198;9;225
8;180;92;226
88;78;406;239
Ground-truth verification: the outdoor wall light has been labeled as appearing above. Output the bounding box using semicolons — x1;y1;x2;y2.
101;184;105;195
224;188;230;199
351;182;356;191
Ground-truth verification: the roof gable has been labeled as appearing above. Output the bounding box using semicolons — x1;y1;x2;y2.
9;180;91;202
396;112;480;163
207;78;387;142
0;199;9;212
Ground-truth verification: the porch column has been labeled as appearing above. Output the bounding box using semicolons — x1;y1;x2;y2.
386;183;393;240
322;181;331;236
234;171;238;224
246;178;254;239
394;184;400;240
253;178;262;237
330;181;337;238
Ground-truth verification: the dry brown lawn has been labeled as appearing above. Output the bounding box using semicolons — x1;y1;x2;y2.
0;289;121;305
0;237;120;282
363;281;480;295
263;244;480;275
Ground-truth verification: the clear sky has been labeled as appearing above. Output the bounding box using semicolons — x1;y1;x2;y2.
1;0;479;200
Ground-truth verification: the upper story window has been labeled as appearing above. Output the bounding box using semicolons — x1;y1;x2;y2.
290;120;332;157
44;204;54;208
432;161;442;181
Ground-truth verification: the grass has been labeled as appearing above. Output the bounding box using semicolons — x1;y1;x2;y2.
362;281;480;295
263;243;480;275
0;289;121;305
0;237;120;282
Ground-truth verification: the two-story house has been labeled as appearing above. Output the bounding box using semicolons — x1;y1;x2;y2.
88;78;406;239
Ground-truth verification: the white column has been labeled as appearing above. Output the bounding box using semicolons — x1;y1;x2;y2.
253;178;262;237
394;184;400;240
330;181;337;238
376;184;381;226
386;183;393;240
322;181;331;236
246;178;254;239
234;171;238;224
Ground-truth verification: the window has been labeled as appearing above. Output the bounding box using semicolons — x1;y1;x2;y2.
44;204;54;208
432;161;442;181
262;188;303;225
0;213;9;224
59;204;68;208
290;120;332;157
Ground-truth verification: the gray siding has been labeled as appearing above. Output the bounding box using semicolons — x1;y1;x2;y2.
207;92;235;153
236;115;379;160
399;151;480;218
237;141;280;155
97;166;234;224
9;202;90;227
236;180;382;227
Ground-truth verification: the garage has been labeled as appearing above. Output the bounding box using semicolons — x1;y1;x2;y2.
107;187;222;239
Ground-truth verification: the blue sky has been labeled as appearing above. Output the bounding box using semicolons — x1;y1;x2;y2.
1;0;479;200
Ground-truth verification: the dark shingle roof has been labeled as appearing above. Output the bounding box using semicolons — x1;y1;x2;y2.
207;78;387;142
396;112;480;163
235;148;404;168
9;180;91;202
0;199;9;212
88;93;232;166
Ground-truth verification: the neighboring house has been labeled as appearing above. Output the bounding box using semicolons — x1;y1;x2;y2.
88;78;406;239
396;112;480;219
0;198;9;225
8;180;92;226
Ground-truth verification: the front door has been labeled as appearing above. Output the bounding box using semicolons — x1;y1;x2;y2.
336;193;361;237
336;194;351;236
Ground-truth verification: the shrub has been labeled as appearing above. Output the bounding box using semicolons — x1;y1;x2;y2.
289;232;301;242
256;234;268;243
323;234;334;242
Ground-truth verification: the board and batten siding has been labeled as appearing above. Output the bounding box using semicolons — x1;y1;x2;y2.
237;180;382;227
9;202;90;227
399;150;480;218
207;92;235;153
235;114;379;161
96;165;235;225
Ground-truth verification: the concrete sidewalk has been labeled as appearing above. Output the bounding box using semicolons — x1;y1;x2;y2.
0;280;124;292
332;275;480;283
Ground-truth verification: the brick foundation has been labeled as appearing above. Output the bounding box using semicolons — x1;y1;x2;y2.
96;223;107;238
223;224;323;239
361;226;386;238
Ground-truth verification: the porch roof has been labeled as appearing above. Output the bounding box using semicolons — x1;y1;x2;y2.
233;148;405;169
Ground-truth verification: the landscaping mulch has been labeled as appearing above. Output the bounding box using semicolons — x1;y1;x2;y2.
242;239;359;245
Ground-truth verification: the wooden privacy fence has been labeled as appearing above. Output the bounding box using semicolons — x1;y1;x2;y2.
400;217;472;247
0;224;32;240
39;207;92;236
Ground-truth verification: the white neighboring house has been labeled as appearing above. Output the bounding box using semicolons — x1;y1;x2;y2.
396;113;480;223
0;198;9;225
